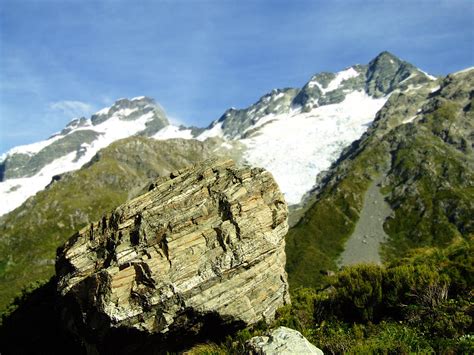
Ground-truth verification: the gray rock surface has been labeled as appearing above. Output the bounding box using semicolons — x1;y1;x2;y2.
205;51;434;140
247;326;323;355
56;158;289;343
339;177;392;266
1;96;169;181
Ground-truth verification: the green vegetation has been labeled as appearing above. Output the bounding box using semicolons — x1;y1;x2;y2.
383;102;474;261
185;239;473;354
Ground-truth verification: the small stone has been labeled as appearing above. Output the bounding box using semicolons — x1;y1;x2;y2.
246;326;324;354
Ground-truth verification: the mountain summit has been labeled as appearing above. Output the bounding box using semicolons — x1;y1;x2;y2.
0;97;169;215
195;52;437;204
0;52;437;215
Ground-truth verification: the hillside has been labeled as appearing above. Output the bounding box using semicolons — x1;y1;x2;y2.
286;68;474;287
0;64;472;354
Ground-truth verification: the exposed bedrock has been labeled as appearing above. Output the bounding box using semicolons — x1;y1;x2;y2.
56;159;290;352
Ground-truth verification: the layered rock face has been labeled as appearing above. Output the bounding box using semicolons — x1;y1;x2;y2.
56;159;289;347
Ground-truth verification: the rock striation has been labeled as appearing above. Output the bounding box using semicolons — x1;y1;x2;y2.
56;158;289;349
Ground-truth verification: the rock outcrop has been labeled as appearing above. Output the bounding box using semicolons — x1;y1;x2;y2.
246;326;324;354
56;159;289;350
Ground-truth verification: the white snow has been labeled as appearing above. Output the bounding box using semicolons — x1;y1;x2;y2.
430;85;441;93
419;69;437;81
308;67;360;94
399;73;414;85
325;67;360;92
402;115;418;124
196;122;224;141
273;92;285;100
131;96;146;101
243;114;276;133
0;151;86;216
153;125;194;140
0;110;156;216
0;135;63;161
241;90;387;205
111;108;138;118
95;106;111;116
453;67;474;75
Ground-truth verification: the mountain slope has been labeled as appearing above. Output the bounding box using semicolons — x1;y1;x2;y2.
0;97;169;216
286;67;474;287
0;51;444;312
197;51;436;205
0;52;436;215
0;136;231;313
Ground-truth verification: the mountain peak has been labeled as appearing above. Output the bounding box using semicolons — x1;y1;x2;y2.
365;51;429;97
90;96;167;127
372;51;402;63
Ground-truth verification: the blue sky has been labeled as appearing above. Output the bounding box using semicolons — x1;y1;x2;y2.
1;0;473;154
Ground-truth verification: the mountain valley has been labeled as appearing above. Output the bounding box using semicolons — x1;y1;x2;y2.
0;52;472;354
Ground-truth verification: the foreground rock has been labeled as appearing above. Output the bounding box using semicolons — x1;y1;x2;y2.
56;159;289;351
246;326;324;354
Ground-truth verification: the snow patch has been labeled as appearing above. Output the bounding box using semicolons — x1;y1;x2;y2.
241;90;387;205
95;106;111;116
153;125;193;140
419;69;437;81
402;115;418;124
453;67;474;75
131;96;146;101
196;122;224;141
0;111;156;216
111;108;138;118
324;67;360;93
1;135;63;159
273;92;285;100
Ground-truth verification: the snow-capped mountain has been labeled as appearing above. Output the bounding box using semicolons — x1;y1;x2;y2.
194;51;437;204
0;51;438;216
0;97;169;215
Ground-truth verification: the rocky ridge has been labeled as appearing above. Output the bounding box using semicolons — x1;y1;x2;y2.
0;52;437;216
202;51;435;139
0;97;169;216
56;159;290;350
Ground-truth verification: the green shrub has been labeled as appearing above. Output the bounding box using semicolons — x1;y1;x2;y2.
332;264;384;322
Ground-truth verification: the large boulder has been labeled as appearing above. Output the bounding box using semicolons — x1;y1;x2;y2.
56;159;289;350
246;326;324;354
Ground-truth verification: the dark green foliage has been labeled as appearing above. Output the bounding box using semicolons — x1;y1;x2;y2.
332;264;384;322
279;240;473;354
0;278;85;355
